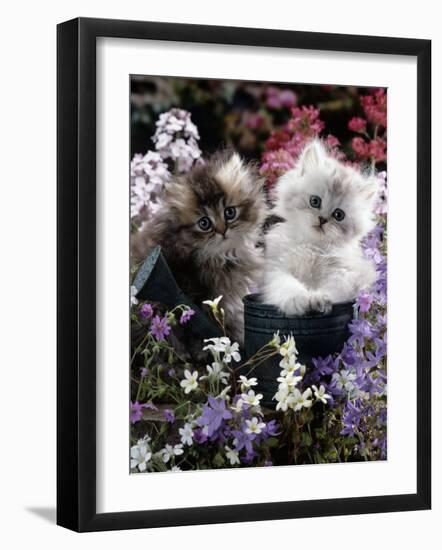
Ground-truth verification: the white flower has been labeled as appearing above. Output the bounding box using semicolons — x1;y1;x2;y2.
231;398;243;413
170;465;182;472
206;362;230;384
202;295;223;313
332;369;357;392
270;331;281;348
238;376;258;392
241;390;263;408
203;336;229;353
222;340;241;363
217;385;232;400
179;423;194;446
130;440;152;472
225;445;240;465
161;443;184;463
277;372;302;392
291;388;313;411
274;387;291;412
130;285;139;305
245;417;266;435
279;335;298;359
180;370;199;394
312;384;332;404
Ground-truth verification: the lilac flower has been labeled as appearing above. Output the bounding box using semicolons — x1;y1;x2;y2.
150;315;171;341
179;308;195;325
197;396;232;437
139;303;153;320
153;108;202;173
140;367;148;378
163;409;175;423
130;151;170;220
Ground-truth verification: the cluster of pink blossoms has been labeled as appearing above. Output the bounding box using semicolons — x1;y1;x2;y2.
348;88;387;164
260;105;340;187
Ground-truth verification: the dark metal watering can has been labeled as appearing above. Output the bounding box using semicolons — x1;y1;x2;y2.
132;246;222;340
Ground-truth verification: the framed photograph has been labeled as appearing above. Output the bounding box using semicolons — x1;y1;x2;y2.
57;17;431;532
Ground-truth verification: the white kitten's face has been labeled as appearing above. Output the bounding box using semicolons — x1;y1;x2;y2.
275;141;378;246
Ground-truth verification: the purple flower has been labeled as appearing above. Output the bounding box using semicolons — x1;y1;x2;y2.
262;419;280;437
357;290;374;312
197;396;232;437
340;401;362;437
163;409;175;423
139;303;153;320
312;355;339;376
193;428;208;444
130;401;157;424
150;315;171;341
231;428;254;455
179;308;195;325
339;342;363;369
140;367;148;378
348;319;373;346
130;401;144;424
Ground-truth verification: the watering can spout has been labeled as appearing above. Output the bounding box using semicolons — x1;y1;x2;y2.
132;245;222;340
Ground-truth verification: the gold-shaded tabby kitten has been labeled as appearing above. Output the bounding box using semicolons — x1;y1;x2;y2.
131;151;267;343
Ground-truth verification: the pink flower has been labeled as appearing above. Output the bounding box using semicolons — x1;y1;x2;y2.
369;138;387;162
360;89;387;128
244;113;265;129
265;86;297;109
348;117;367;133
351;136;370;159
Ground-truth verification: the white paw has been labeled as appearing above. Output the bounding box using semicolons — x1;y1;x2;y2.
280;294;310;316
309;291;332;314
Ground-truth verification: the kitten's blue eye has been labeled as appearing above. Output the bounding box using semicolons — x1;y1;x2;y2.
224;206;237;221
197;216;212;231
310;195;322;209
332;208;345;222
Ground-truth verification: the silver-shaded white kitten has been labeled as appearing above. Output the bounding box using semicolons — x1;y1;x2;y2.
262;139;378;315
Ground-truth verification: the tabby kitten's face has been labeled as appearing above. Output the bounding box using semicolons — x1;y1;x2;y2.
156;152;265;260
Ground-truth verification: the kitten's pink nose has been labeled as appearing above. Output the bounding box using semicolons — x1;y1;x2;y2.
318;216;328;226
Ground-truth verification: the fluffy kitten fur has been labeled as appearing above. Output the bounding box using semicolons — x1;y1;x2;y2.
132;151;267;343
262;139;378;315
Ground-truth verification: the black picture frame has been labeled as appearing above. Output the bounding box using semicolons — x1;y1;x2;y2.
57;17;431;532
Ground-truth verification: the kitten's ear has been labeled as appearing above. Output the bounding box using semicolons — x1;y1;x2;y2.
298;140;327;175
